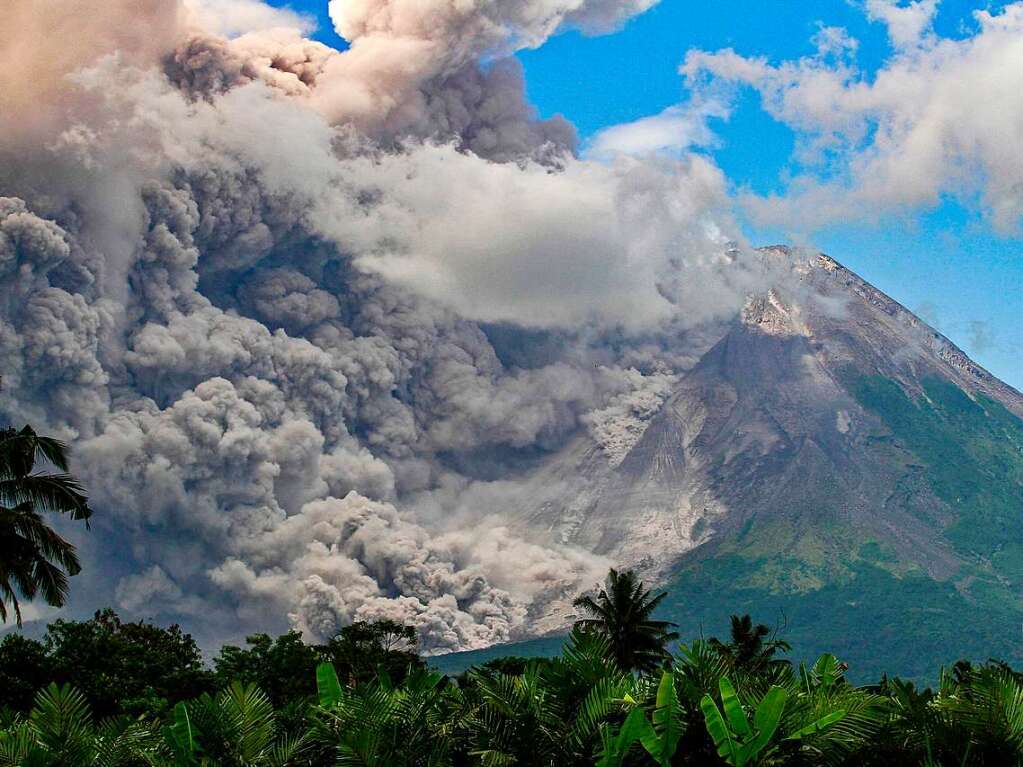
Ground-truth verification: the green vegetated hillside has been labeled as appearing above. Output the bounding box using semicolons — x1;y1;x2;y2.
430;634;568;675
662;372;1023;681
440;374;1023;681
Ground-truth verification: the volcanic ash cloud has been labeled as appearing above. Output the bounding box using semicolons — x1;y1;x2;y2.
0;0;764;650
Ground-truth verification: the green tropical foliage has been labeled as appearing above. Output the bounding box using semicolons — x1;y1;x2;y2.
573;568;680;673
6;571;1023;765
0;683;159;767
161;682;305;767
700;678;785;766
41;609;214;720
708;616;791;675
699;676;847;766
0;425;92;625
596;671;682;767
309;661;455;766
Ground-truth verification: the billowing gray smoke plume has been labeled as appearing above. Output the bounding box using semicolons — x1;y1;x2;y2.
0;0;764;650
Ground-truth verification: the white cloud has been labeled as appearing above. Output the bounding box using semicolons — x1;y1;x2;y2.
865;0;939;50
682;2;1023;233
588;100;728;157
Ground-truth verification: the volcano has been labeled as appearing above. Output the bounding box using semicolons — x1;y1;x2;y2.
493;248;1023;679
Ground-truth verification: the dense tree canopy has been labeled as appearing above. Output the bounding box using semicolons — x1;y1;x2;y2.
0;633;53;714
3;572;1022;765
0;612;431;726
214;631;321;712
41;608;214;719
322;619;424;685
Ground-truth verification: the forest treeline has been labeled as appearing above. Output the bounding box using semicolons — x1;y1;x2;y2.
3;576;1023;766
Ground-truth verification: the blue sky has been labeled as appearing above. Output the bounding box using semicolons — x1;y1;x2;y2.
275;0;1023;389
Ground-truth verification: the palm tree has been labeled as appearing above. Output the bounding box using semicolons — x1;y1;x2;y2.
311;663;457;767
0;425;92;625
913;662;1023;766
455;629;638;767
572;569;679;673
709;614;791;673
0;682;160;766
164;681;306;766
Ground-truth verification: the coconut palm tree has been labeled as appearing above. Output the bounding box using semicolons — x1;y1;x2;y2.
572;569;679;673
709;614;791;674
0;425;92;625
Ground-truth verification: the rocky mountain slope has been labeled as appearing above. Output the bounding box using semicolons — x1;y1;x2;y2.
505;247;1023;679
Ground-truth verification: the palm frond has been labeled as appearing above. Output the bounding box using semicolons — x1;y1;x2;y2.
0;474;91;520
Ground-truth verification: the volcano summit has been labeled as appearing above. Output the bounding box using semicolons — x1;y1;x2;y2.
494;247;1023;678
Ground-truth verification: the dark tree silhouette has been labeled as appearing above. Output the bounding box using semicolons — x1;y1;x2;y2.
0;425;92;624
44;608;213;719
214;630;321;710
323;619;424;686
572;568;679;672
709;614;791;672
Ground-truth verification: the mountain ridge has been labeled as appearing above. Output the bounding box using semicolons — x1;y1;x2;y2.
478;247;1023;679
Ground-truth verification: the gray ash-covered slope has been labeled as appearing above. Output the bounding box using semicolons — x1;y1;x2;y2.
515;248;1023;679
